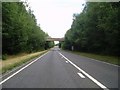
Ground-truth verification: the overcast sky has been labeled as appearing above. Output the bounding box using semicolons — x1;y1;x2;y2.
23;0;86;38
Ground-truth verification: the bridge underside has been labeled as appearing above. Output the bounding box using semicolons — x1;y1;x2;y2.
46;38;64;41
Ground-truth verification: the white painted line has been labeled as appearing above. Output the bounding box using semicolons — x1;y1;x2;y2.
0;51;50;85
77;72;85;78
59;52;109;90
65;61;68;63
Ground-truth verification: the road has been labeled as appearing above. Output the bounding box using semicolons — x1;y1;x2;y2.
1;47;119;89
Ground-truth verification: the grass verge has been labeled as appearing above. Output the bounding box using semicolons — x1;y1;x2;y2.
66;50;119;66
0;50;48;74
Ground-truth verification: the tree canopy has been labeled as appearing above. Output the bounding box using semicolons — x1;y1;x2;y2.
63;2;120;56
2;2;54;54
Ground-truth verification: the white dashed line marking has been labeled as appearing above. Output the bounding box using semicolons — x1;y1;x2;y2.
59;52;109;90
77;72;85;78
65;61;69;63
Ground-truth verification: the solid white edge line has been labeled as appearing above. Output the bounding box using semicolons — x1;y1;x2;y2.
0;51;50;85
77;72;85;78
59;52;109;90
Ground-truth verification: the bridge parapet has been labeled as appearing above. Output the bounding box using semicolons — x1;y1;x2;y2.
46;38;64;41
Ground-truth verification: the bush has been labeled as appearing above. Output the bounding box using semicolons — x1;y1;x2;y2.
2;54;7;60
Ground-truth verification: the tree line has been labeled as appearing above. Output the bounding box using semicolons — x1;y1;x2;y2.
63;2;120;56
2;2;54;55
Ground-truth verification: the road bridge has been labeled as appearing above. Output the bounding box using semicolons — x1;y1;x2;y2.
46;38;64;41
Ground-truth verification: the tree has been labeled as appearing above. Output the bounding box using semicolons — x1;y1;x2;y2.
63;2;119;56
2;2;51;55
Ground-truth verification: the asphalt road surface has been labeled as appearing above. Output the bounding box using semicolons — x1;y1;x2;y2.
1;46;119;89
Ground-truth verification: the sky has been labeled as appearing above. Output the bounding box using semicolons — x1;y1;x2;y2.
23;0;86;38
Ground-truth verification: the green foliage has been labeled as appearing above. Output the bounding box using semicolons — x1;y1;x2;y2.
2;54;7;60
63;2;119;56
2;2;51;55
45;41;54;50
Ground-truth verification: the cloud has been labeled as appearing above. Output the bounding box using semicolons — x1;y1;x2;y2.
22;0;85;38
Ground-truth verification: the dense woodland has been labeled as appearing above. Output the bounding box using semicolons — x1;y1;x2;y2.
63;2;120;56
2;2;54;55
2;2;120;57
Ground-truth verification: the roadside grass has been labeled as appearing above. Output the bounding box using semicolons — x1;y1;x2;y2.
66;50;119;66
0;50;48;74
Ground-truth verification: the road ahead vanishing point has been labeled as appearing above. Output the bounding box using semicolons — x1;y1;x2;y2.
1;47;119;89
